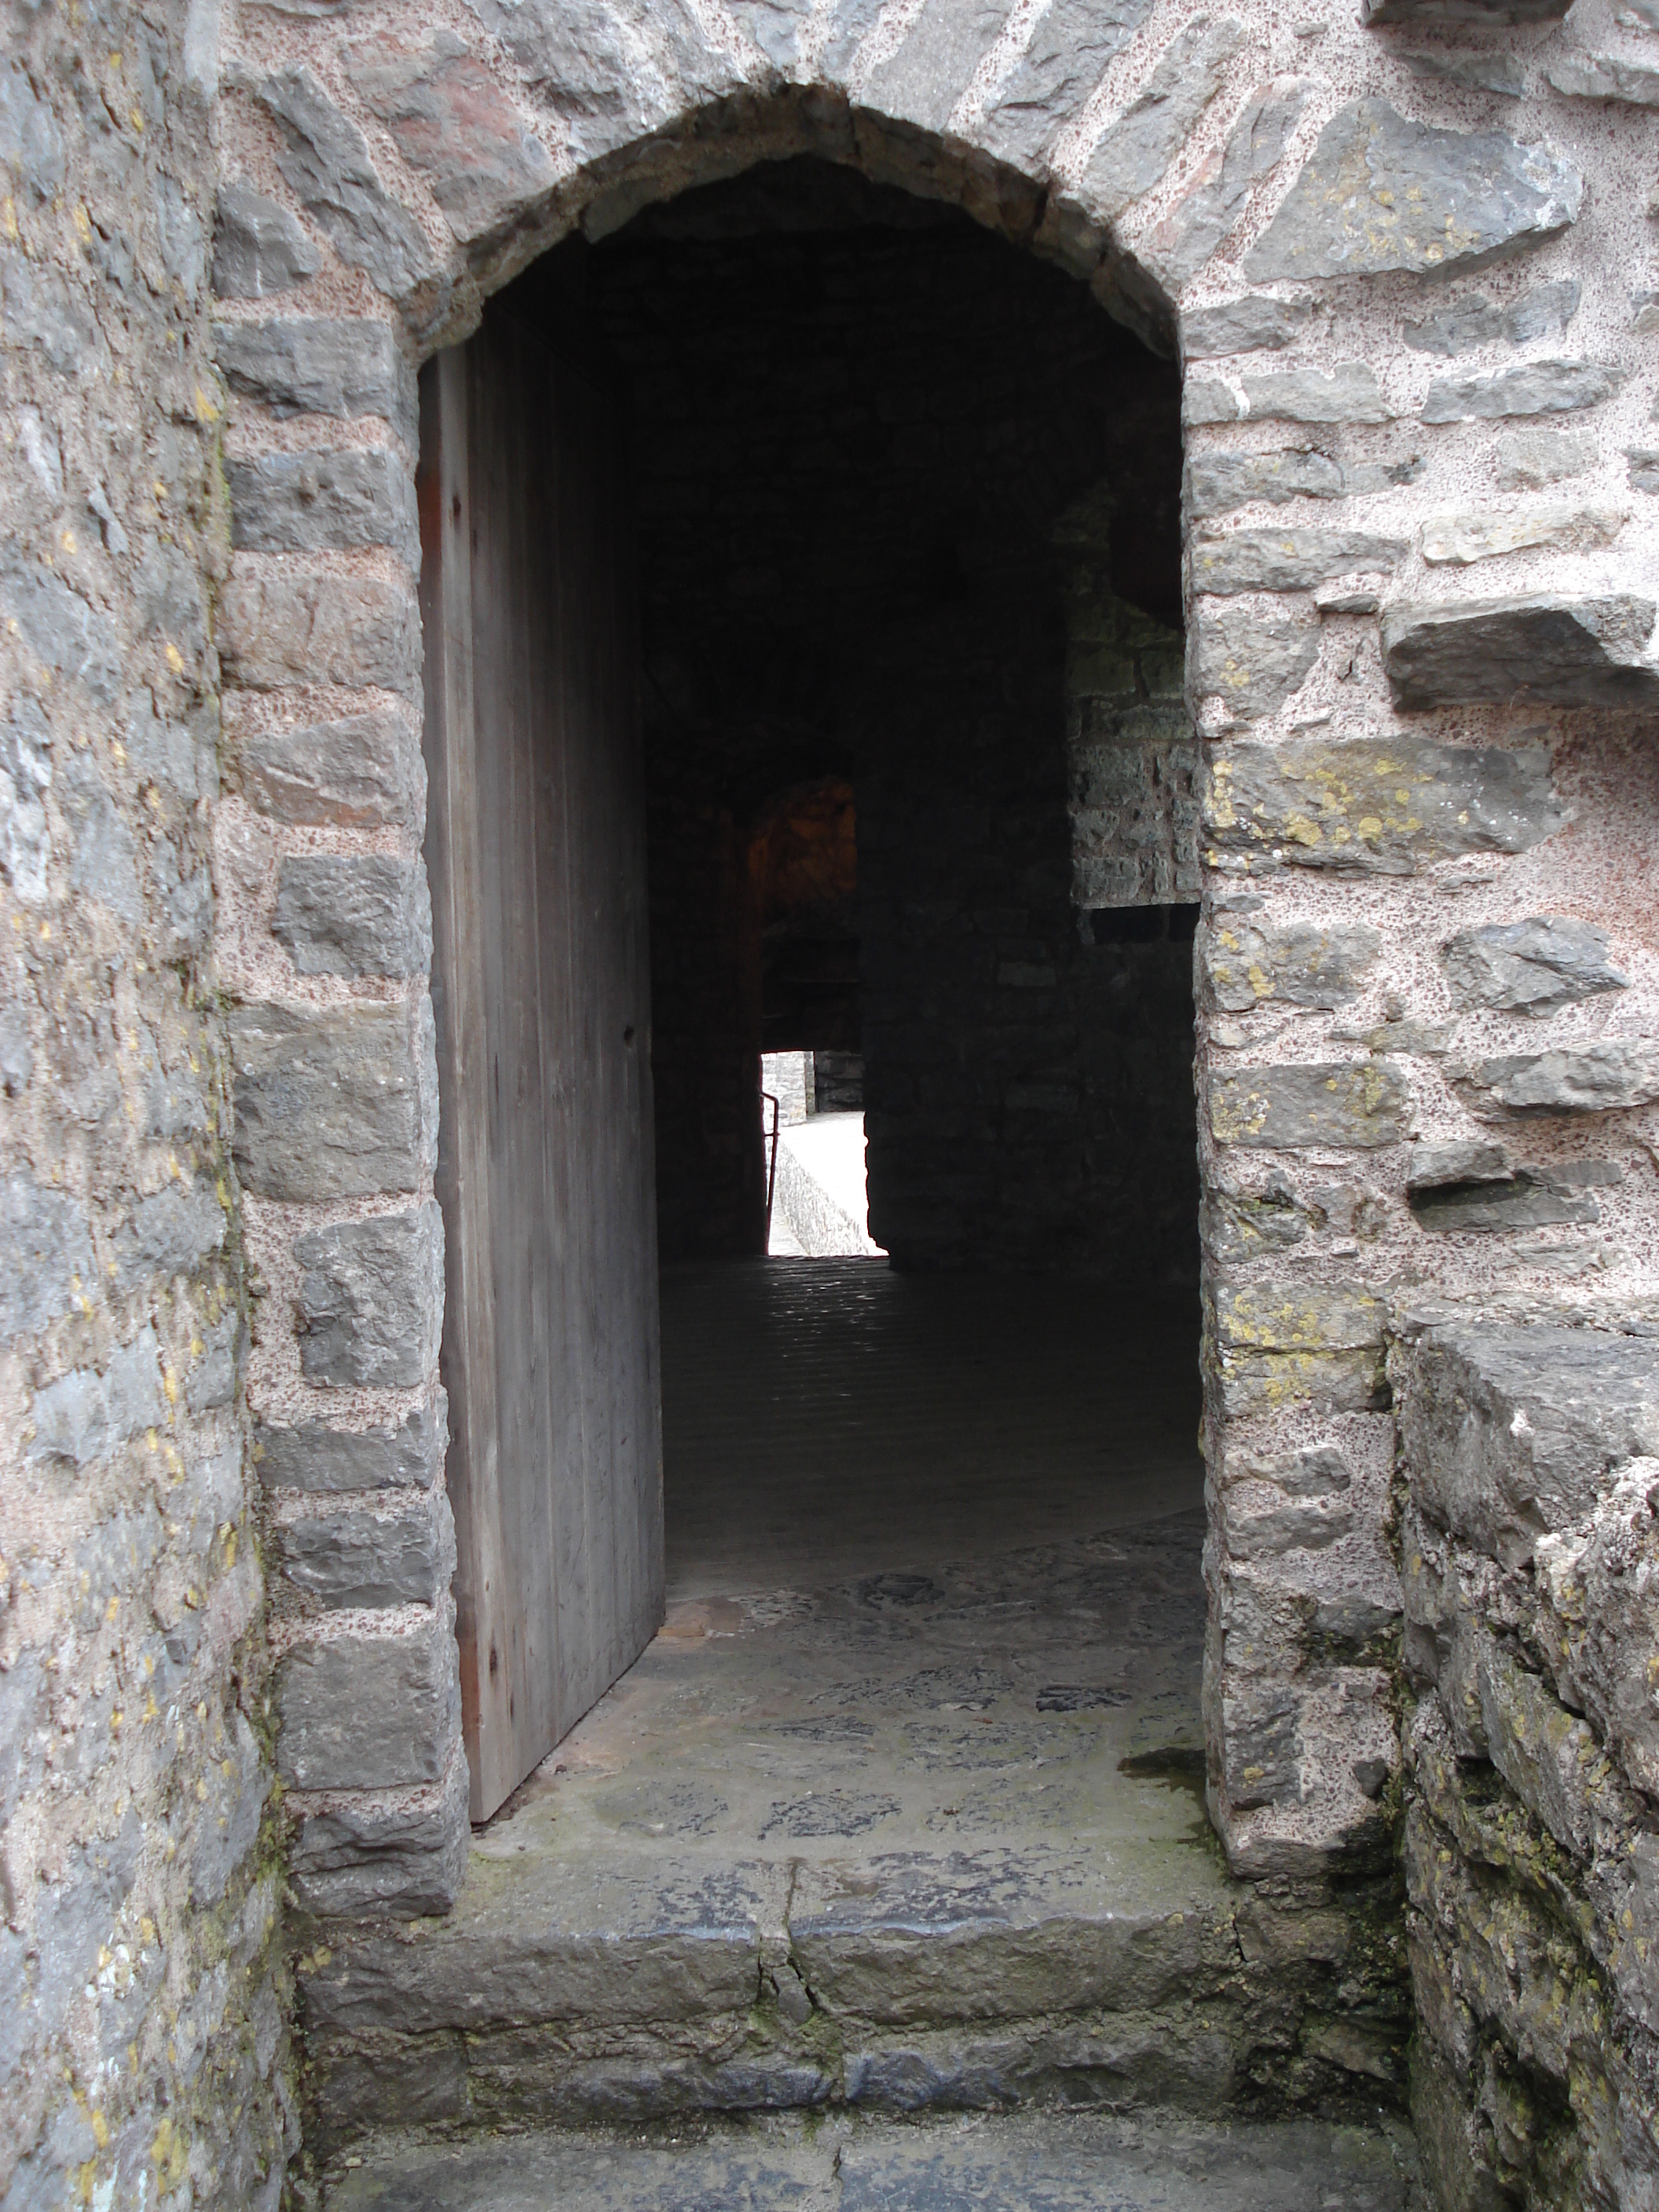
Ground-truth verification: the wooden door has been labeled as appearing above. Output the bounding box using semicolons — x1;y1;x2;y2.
417;289;664;1824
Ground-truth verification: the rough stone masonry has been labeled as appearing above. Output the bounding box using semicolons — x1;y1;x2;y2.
4;0;1659;2202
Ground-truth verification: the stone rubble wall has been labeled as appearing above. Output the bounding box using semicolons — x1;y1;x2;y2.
200;0;1659;1961
1393;1319;1659;2207
0;0;297;2203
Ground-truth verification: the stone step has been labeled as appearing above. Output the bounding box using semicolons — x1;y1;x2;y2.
298;1511;1407;2157
320;2110;1423;2210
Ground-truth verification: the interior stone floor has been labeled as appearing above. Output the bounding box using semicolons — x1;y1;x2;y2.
477;1258;1212;1901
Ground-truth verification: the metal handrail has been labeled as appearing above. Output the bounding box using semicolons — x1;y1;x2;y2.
761;1090;780;1244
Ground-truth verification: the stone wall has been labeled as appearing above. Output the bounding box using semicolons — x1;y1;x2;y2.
0;0;295;2201
1395;1318;1659;2204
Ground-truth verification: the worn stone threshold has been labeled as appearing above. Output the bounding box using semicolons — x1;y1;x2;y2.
300;1511;1402;2153
320;2108;1423;2210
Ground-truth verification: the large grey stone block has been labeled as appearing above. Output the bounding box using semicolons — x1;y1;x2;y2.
1185;450;1416;521
288;1750;469;1918
276;1610;460;1789
295;1203;445;1390
1245;100;1580;282
217;569;422;694
231;1001;435;1202
1408;1168;1600;1235
1441;916;1626;1013
214;317;415;444
1191;529;1404;596
1212;1280;1389;1417
1203;917;1380;1011
345;28;558;248
1534;1462;1659;1800
1148;82;1308;288
112;1181;226;1287
212;181;321;298
257;65;439;301
1402;279;1579;357
1190;608;1320;720
228;449;419;565
1420;358;1622;423
1366;0;1566;17
1471;1041;1659;1115
256;1397;449;1493
189;1713;270;1910
1382;596;1659;711
232;709;426;834
1475;1635;1614;1859
1206;736;1562;873
0;1170;93;1342
276;1489;456;1610
1208;1062;1408;1149
1183;365;1390;427
1181;298;1313;360
0;57;66;205
1398;1319;1659;1566
272;855;433;979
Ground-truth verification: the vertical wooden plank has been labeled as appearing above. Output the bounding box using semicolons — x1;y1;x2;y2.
423;289;664;1822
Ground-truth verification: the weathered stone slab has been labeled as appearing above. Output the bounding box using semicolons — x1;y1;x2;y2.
231;1002;435;1202
218;569;422;694
976;0;1159;173
0;548;122;704
1203;917;1381;1010
289;1751;469;1919
1183;365;1390;427
258;66;439;300
1420;358;1622;423
0;1171;93;1342
1420;505;1622;565
1212;1281;1389;1417
1245;101;1581;282
1547;53;1659;106
1191;607;1320;720
214;318;415;443
1475;1635;1618;1859
1205;736;1562;873
228;449;419;564
345;29;559;247
295;1203;445;1389
1148;81;1308;287
855;0;1009;137
1470;1041;1659;1115
211;181;320;299
1185;450;1414;522
1076;16;1243;224
469;0;750;176
1441;916;1626;1013
272;855;433;979
276;1612;460;1790
1402;279;1578;357
231;709;426;833
1191;529;1404;596
27;1326;167;1466
1630;451;1659;499
1381;595;1659;711
1366;0;1566;17
1208;1062;1408;1149
256;1398;448;1494
1535;1459;1659;1799
1408;1170;1600;1235
1181;297;1313;359
1403;50;1528;98
277;1489;456;1610
112;1181;226;1287
1406;1140;1509;1192
1397;1319;1659;1566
